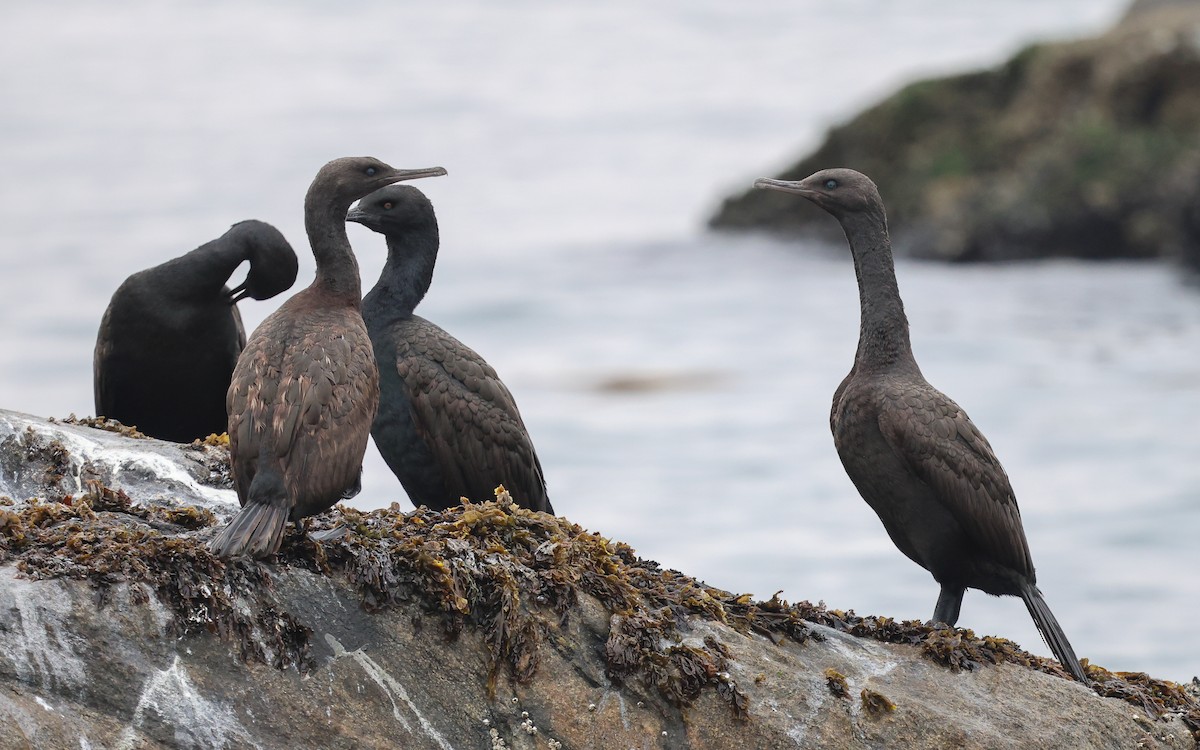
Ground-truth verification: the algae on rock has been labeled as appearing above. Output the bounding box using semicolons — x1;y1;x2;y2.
0;406;1197;749
710;2;1200;268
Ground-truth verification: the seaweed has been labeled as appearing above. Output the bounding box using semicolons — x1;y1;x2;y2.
1088;665;1200;738
860;688;897;717
53;414;147;439
3;479;1198;734
825;668;850;699
0;484;309;672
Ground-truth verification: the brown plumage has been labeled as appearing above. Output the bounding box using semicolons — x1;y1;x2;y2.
348;185;551;513
209;157;447;559
755;168;1087;682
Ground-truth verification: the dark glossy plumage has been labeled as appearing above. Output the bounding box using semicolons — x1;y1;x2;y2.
755;168;1087;682
209;158;447;559
348;185;552;513
93;220;297;442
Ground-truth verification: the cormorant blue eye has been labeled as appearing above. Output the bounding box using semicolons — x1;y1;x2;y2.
824;179;838;190
366;166;377;177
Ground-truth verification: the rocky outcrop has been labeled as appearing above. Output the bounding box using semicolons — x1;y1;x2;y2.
1;408;1197;749
710;1;1200;267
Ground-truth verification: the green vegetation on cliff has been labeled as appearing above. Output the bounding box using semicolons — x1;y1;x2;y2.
711;4;1200;267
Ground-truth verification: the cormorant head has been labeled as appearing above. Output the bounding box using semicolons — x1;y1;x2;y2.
346;184;438;237
754;168;883;221
307;156;447;209
224;220;299;303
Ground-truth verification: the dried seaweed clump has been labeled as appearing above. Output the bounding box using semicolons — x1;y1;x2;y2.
0;426;77;494
824;668;850;699
272;495;1200;726
781;603;1200;733
279;492;776;716
55;414;147;439
921;628;1038;673
0;483;310;672
604;609;748;718
192;433;230;448
860;688;897;717
28;432;73;488
284;496;636;693
1087;665;1200;740
769;603;1066;678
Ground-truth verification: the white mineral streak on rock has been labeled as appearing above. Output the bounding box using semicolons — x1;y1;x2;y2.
824;627;900;681
115;656;259;750
0;569;87;692
0;409;236;510
325;633;457;750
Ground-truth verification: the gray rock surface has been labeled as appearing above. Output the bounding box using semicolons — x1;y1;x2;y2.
1;407;1196;749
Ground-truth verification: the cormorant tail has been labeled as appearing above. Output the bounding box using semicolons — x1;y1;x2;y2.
1020;582;1088;683
209;468;289;559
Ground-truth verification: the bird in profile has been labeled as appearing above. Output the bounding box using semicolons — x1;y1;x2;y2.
755;168;1088;682
93;220;298;442
347;184;552;513
209;158;447;559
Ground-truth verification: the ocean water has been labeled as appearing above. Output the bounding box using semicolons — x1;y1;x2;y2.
5;0;1199;681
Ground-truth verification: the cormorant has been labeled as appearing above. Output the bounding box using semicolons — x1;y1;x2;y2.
348;184;552;513
93;220;297;442
209;158;447;558
755;168;1088;682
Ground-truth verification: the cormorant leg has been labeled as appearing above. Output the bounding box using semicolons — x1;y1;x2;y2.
931;585;965;627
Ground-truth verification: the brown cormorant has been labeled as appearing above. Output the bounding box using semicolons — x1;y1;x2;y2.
347;184;552;512
755;168;1088;682
209;158;447;558
93;220;297;442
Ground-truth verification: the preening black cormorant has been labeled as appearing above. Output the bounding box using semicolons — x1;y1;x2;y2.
209;158;447;559
93;220;298;442
754;168;1088;683
347;184;552;513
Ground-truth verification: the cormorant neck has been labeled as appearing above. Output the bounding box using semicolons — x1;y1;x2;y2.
363;226;439;320
162;236;250;300
842;210;918;374
305;196;363;304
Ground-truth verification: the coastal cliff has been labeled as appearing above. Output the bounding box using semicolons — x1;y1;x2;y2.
710;1;1200;269
1;408;1196;749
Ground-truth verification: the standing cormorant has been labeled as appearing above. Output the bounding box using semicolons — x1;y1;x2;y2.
94;220;298;442
347;184;552;513
209;158;447;559
755;168;1088;682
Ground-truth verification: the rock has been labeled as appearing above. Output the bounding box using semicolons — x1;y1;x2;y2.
1;407;1197;749
709;1;1200;267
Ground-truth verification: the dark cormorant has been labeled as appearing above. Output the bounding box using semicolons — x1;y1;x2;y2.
755;168;1088;682
347;184;552;513
209;158;447;559
93;220;298;442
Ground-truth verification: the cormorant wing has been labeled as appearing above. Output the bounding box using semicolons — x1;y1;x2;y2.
393;318;550;511
875;382;1035;577
228;307;378;507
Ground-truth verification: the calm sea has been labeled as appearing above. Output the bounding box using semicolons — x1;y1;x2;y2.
5;0;1198;681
